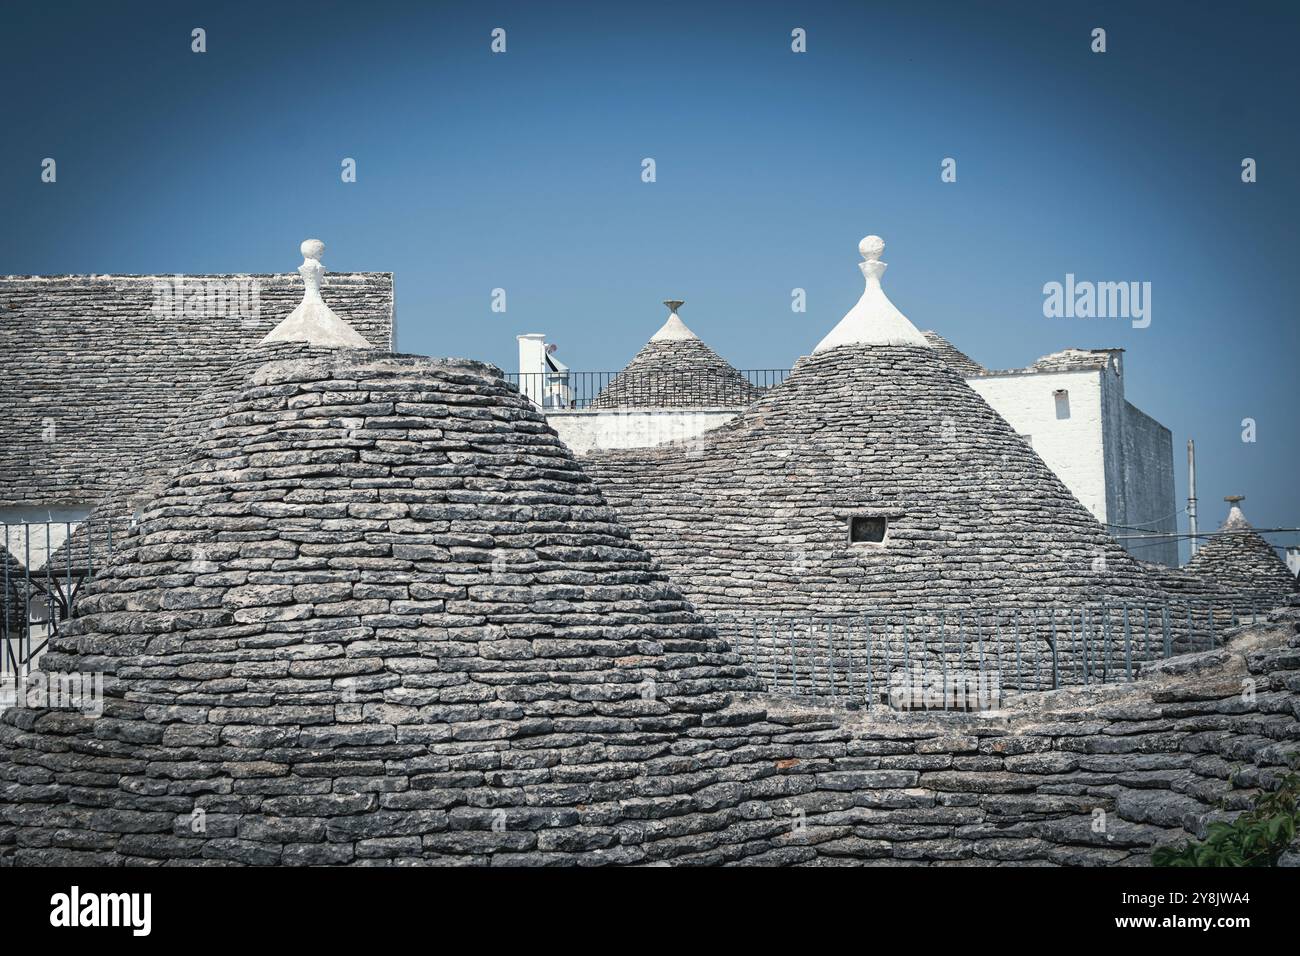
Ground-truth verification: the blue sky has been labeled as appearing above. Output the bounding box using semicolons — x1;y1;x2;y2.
2;0;1296;562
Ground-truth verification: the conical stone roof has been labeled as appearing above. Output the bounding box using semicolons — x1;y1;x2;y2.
50;341;342;573
51;240;385;573
0;350;775;865
921;331;986;377
1186;499;1296;610
585;237;1209;679
589;302;760;409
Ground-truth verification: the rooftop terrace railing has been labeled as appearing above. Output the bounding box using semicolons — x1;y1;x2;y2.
718;603;1267;709
1;518;1269;713
506;369;793;409
1;517;133;682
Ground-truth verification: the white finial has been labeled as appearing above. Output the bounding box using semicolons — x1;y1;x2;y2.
812;234;931;353
261;238;372;349
298;239;326;301
859;235;885;261
650;298;699;342
1223;495;1249;529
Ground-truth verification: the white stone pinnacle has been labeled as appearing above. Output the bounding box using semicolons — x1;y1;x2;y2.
812;235;931;353
1222;495;1250;530
649;299;699;342
261;239;373;349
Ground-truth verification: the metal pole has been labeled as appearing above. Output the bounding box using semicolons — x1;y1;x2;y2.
1013;608;1022;691
65;521;72;619
865;615;873;705
1101;601;1111;682
1076;608;1086;686
770;620;778;688
826;620;837;698
808;618;818;695
789;620;798;695
1123;603;1132;681
1050;607;1059;689
23;524;32;675
1143;604;1151;668
846;620;855;700
1187;439;1199;557
2;522;11;675
939;613;948;705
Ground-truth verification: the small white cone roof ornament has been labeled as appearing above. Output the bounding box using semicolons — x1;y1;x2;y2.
813;235;931;353
261;239;372;348
649;299;699;342
1223;495;1250;529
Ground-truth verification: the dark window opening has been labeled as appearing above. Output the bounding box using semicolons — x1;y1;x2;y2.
849;515;887;544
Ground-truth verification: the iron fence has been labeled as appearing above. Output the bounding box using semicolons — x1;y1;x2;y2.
1;517;1271;713
1;518;133;681
716;602;1266;708
506;369;793;409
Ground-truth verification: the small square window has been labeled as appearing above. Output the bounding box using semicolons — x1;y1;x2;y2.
849;515;887;544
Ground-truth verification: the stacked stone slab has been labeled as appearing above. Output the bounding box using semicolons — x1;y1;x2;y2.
4;513;1299;865
585;239;1237;687
49;342;349;574
921;331;986;376
0;349;783;865
1185;502;1296;611
589;304;760;409
0;271;394;510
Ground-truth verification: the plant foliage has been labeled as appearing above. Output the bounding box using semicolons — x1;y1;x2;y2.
1153;772;1300;867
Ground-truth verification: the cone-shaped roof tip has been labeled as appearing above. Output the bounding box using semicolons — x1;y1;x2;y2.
813;235;932;354
650;299;698;341
261;239;373;349
1223;495;1251;530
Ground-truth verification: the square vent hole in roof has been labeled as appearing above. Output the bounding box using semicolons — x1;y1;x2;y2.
849;515;888;544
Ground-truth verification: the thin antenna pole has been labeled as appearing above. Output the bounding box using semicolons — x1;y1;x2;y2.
1187;439;1199;558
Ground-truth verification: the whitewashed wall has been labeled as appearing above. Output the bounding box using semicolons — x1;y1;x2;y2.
1119;402;1178;566
547;408;740;456
968;369;1110;520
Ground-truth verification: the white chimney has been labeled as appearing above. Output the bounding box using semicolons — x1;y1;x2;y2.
516;333;547;406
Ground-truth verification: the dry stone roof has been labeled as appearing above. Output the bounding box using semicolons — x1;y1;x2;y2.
0;349;779;865
48;341;344;574
0;271;394;509
584;238;1236;679
2;329;1298;866
589;303;760;409
921;331;986;376
1186;501;1296;609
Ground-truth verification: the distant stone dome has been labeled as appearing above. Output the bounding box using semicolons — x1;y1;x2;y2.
1186;501;1297;610
589;302;761;409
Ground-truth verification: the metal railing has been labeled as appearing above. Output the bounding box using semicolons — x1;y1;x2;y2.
1;518;133;681
2;518;1269;713
718;601;1267;709
506;369;793;409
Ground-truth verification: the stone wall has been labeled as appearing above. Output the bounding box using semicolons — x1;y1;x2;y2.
3;600;1297;866
0;273;394;509
967;368;1109;521
1119;401;1178;567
